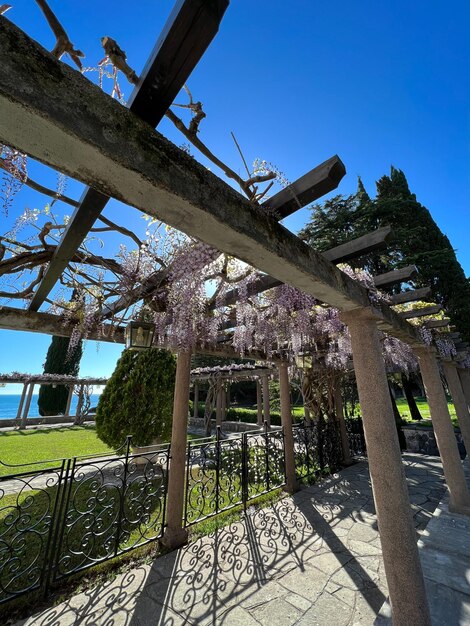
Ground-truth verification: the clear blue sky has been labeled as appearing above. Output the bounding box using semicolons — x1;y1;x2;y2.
1;0;469;386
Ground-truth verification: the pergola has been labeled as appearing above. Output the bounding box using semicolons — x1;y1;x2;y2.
0;373;107;427
1;4;470;624
190;364;275;428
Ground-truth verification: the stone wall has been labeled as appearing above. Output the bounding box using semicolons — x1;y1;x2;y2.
403;425;466;459
188;417;263;433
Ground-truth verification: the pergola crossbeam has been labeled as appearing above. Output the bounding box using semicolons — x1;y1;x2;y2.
398;304;443;320
373;265;418;288
390;287;432;304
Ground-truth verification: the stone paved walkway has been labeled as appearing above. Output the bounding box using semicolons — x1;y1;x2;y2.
14;454;448;626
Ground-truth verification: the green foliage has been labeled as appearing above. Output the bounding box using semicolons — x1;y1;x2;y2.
38;336;83;416
300;167;470;341
96;348;176;448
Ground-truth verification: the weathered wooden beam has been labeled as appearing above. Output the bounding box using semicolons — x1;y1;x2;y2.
438;331;461;340
211;227;393;311
322;226;392;263
0;306;125;343
390;287;432;305
0;306;271;361
373;265;418;288
27;0;229;312
398;305;443;320
425;318;451;329
0;19;423;347
262;156;346;219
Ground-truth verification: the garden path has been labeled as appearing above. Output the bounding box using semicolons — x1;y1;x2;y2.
14;454;459;626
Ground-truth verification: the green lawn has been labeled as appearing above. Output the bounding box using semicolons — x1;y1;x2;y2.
0;426;113;474
395;397;459;428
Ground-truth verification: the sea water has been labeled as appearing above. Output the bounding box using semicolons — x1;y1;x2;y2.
0;394;102;420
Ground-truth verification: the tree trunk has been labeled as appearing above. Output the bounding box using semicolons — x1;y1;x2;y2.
401;373;423;421
389;382;407;451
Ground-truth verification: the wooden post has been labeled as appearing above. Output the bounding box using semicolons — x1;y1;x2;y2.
442;361;470;459
278;362;298;493
16;382;28;420
415;347;470;515
262;375;271;427
193;383;199;419
256;380;263;426
334;379;353;466
162;350;191;549
304;405;311;422
20;383;34;429
343;309;431;626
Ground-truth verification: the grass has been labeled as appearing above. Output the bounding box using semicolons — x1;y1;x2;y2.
0;426;113;475
395;397;459;428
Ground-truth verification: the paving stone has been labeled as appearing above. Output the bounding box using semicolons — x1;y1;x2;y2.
250;596;302;626
285;592;312;612
277;563;330;600
296;591;353;626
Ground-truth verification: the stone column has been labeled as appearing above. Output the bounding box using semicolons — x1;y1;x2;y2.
458;368;470;410
193;383;199;418
16;382;28;420
221;386;227;421
442;360;470;456
334;379;353;466
162;350;191;549
64;385;74;417
215;378;223;427
262;375;271;426
416;347;470;515
343;309;430;626
20;383;34;429
278;362;298;493
256;380;263;426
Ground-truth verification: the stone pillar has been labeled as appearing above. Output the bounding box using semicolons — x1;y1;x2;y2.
262;375;271;426
20;383;34;429
215;378;223;427
221;386;227;420
256;380;263;426
416;347;470;515
16;382;28;420
162;350;191;549
343;309;430;626
64;385;74;417
334;379;353;466
193;383;199;418
442;360;470;457
278;362;298;493
458;368;470;410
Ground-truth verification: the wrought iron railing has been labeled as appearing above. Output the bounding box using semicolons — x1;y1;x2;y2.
184;423;285;526
0;420;345;607
0;438;170;605
293;420;343;482
345;418;367;457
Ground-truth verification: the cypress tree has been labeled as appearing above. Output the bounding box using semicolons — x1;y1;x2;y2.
38;336;83;416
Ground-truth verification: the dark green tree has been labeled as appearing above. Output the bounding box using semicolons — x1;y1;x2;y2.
95;347;176;448
38;336;83;416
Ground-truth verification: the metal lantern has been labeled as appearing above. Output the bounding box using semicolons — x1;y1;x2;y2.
125;320;155;351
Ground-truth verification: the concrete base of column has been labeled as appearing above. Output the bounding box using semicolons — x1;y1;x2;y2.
161;527;188;550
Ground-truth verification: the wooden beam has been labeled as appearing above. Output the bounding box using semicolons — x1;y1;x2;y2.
322;226;392;263
0;19;423;347
27;0;229;312
398;305;443;320
425;318;451;329
373;265;418;288
262;156;346;219
0;306;272;361
210;227;393;311
390;287;432;305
